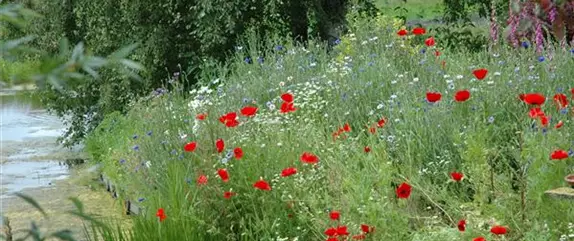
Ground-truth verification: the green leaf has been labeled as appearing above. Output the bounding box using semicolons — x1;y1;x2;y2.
14;193;48;218
108;43;139;60
68;197;84;214
49;230;76;241
119;59;144;71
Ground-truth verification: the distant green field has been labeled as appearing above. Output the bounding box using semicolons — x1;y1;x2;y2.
376;0;443;20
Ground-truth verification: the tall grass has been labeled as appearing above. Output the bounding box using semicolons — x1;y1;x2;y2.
85;14;574;241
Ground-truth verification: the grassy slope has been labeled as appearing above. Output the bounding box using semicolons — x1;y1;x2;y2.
85;14;574;241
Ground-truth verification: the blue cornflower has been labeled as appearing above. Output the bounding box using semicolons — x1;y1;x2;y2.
147;131;153;136
257;56;264;64
488;116;495;123
138;198;145;202
132;145;139;151
275;45;284;51
171;149;177;155
245;57;252;64
521;41;529;49
420;48;427;54
334;39;341;45
120;159;126;164
568;149;574;156
132;135;138;139
570;49;574;54
538;56;545;62
560;108;568;115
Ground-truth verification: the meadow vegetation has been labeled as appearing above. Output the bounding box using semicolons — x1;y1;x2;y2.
84;13;574;241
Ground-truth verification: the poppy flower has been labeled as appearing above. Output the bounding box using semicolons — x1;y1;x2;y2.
426;92;442;103
364;146;371;153
434;50;441;57
223;191;235;199
555;120;564;129
216;138;225;153
233;147;243;159
539;114;549;127
397;29;408;36
325;227;337;236
412;27;426;35
521;93;546;105
425;36;435;47
551;149;569;160
280;102;297;113
369;126;377;134
156;208;166;222
336;226;349;236
396;182;412;199
451;172;464;182
329;211;340;220
281;167;297;177
473;237;486;241
377;117;386;128
360;224;374;233
219;112;240;127
300;152;319;164
553;93;569;109
343;123;351;132
218;169;229;182
352;234;366;240
281;93;294;103
529;107;545;118
184;142;197;152
490;225;508;235
196;113;207;120
457;219;466;231
253;179;271;191
197;175;208;185
454;90;471;102
240;106;258;117
472;68;488;80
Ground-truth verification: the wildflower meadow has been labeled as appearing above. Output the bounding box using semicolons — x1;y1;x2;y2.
82;13;574;241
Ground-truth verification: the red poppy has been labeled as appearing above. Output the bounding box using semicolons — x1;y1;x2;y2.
553;93;569;109
457;219;466;231
360;224;374;233
197;175;208;185
253;179;271;191
364;146;371;153
397;29;408;36
336;226;349;236
240;106;258;117
426;92;442;103
529;107;545;118
454;90;471;102
434;50;441;57
571;88;574;98
329;210;340;220
343;123;351;132
184;142;197;152
156;208;167;222
219;112;240;127
196;113;207;120
300;152;319;164
281;93;294;103
377;117;386;128
325;227;337;237
490;225;508;235
281;167;298;177
521;93;546;105
472;68;488;80
280;102;297;113
412;27;426;35
425;36;435;47
451;172;464;182
369;126;377;134
473;237;486;241
539;114;549;127
216;138;225;153
555;120;564;129
551;149;569;160
352;234;366;240
223;191;235;199
396;182;412;199
233;147;243;159
218;169;229;182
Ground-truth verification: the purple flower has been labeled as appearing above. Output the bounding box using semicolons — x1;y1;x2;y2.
538;56;545;62
132;145;139;151
275;45;284;51
120;159;126;164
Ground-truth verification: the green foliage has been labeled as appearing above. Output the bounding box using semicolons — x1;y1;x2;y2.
85;13;574;241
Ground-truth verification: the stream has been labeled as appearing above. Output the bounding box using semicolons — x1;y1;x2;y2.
0;90;126;240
